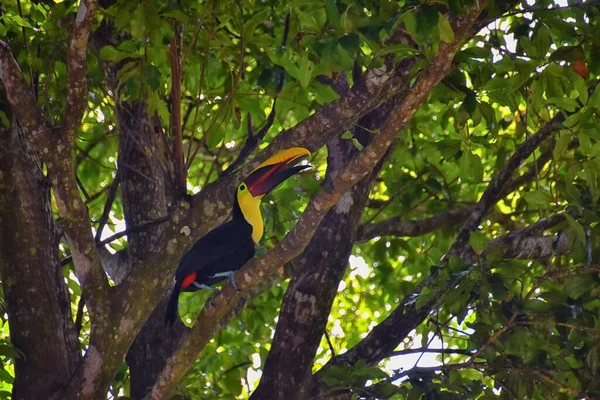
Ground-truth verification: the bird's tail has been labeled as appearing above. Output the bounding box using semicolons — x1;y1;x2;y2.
165;280;182;326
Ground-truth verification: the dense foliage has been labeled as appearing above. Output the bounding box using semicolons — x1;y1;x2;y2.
0;0;599;399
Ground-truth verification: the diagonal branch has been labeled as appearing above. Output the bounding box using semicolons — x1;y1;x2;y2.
357;208;473;243
149;2;488;396
443;113;565;261
356;137;562;243
251;106;391;399
315;211;570;390
480;213;569;260
64;0;97;141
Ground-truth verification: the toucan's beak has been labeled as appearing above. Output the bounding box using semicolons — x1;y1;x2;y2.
244;147;312;197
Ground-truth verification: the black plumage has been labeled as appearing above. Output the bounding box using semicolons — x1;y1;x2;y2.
166;199;255;325
165;147;311;325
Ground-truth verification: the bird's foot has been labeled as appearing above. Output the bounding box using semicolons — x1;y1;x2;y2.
211;271;240;291
192;282;218;293
228;273;239;291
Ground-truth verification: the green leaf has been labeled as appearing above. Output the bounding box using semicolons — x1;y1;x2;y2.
325;0;341;29
469;231;487;253
535;24;552;58
375;44;419;59
460;151;483;183
0;111;9;128
523;299;553;313
437;139;462;158
546;97;579;112
590;86;600;108
438;13;454;44
573;74;589;105
416;286;434;309
564;213;586;245
243;9;269;40
7;15;33;29
340;7;354;33
235;95;265;120
402;11;417;40
553;131;571;159
549;45;584;62
160;9;189;22
0;369;13;384
377;383;399;397
312;82;340;104
523;189;554;206
99;45;121;61
147;91;170;128
416;5;438;43
478;101;496;129
351;137;364;151
321;365;350;386
0;344;24;360
297;54;314;88
339;34;359;57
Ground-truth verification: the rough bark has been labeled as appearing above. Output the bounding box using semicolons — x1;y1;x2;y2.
310;112;572;398
115;101;176;398
444;114;565;260
0;0;523;396
251;104;390;400
150;3;489;396
0;113;80;400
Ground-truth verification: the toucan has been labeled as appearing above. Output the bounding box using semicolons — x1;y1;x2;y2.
166;147;311;325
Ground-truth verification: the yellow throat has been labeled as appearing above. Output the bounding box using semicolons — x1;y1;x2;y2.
236;188;264;243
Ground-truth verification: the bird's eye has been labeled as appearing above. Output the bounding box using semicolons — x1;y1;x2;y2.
239;183;246;191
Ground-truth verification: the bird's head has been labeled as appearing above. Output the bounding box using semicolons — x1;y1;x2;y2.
236;147;311;204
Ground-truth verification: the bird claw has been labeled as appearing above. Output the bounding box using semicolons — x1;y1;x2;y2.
228;273;240;292
211;271;240;291
193;282;217;293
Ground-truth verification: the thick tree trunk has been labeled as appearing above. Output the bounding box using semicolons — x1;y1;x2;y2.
251;102;390;399
0;114;80;400
115;101;178;398
251;145;374;400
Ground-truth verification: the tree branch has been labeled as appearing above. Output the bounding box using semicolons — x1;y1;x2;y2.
443;114;565;261
388;347;473;357
364;361;588;399
251;104;390;399
315;212;570;389
0;36;109;316
356;137;562;243
64;0;97;141
479;213;569;260
357;207;473;243
148;2;488;396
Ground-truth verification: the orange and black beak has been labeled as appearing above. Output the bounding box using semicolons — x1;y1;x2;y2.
244;147;311;197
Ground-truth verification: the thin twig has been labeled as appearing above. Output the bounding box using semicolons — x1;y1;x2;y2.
486;0;600;23
60;215;169;266
388;348;472;357
324;330;336;358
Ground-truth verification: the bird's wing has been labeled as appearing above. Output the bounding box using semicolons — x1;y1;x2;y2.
175;221;253;281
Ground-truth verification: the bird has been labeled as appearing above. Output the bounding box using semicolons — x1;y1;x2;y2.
166;147;311;325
